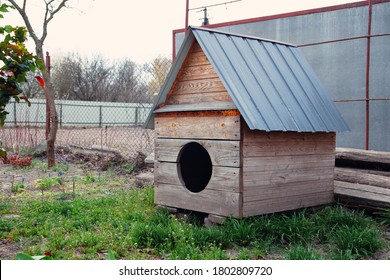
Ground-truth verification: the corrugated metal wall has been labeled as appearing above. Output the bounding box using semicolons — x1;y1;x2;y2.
174;1;390;151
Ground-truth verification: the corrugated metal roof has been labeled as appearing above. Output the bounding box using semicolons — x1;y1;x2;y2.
145;26;349;132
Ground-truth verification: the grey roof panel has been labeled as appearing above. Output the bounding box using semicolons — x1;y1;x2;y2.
145;26;349;132
192;26;349;132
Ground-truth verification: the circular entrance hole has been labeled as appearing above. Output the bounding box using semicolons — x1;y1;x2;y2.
178;142;212;193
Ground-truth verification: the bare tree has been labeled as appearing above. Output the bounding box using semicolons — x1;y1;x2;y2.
147;56;172;100
52;54;149;103
52;54;114;101
8;0;69;167
113;59;148;103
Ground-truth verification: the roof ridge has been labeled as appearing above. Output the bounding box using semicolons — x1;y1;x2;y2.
188;25;297;47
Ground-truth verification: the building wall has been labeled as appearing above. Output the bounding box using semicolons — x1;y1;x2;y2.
174;0;390;151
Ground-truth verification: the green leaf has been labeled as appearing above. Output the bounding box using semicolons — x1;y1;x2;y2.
15;253;35;260
4;25;14;33
0;148;6;159
0;111;8;126
32;255;48;260
107;250;117;260
15;27;27;43
0;4;10;13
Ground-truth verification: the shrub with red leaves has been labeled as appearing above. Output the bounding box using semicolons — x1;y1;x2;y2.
1;154;33;167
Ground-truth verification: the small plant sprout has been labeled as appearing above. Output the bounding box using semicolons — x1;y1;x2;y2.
58;171;65;192
35;177;62;195
72;176;76;197
11;177;27;193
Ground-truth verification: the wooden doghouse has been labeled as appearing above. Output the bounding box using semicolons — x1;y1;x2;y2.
145;27;349;218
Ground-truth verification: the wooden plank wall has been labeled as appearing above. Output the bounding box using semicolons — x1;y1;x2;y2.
242;126;336;216
154;114;242;217
166;42;233;105
154;41;242;217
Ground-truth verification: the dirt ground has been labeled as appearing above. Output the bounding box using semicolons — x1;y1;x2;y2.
0;146;149;192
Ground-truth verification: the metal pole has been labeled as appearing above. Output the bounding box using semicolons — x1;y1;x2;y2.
365;0;372;150
45;51;51;140
59;104;63;128
99;106;102;127
185;0;189;34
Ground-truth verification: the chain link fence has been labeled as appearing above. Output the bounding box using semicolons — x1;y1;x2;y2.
0;55;172;158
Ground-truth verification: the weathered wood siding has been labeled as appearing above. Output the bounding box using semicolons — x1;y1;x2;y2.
242;125;336;216
154;42;242;217
154;135;242;217
166;42;233;105
155;112;241;140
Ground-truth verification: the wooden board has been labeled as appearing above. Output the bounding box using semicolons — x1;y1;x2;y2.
167;91;232;104
243;179;334;202
186;47;210;66
155;138;241;167
155;161;241;192
170;78;226;96
243;141;335;157
334;180;390;204
243;127;336;143
155;102;237;113
244;169;335;188
243;154;335;173
336;147;390;165
179;64;218;81
155;114;241;140
243;191;334;217
155;183;242;218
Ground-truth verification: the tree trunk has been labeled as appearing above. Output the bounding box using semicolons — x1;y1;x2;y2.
335;167;390;189
336;147;390;171
42;72;58;168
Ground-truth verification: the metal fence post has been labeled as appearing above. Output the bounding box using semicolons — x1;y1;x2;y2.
13;101;17;126
99;105;102;127
135;107;139;126
59;104;63;128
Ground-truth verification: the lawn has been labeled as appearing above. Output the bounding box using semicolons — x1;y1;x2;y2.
0;153;389;260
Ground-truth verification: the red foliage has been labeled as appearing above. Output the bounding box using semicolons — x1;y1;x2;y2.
34;76;45;89
1;154;33;167
44;250;52;256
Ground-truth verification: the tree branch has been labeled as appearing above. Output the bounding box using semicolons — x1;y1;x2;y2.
42;0;68;43
7;0;39;44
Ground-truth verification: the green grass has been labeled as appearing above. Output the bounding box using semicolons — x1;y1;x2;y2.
0;159;387;260
1;184;387;260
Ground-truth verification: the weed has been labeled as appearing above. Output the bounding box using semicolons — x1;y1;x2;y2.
51;163;69;173
35;177;62;194
11;181;26;193
238;247;251;260
377;209;390;226
330;226;383;258
83;174;96;184
223;218;256;246
121;163;135;173
287;245;324;260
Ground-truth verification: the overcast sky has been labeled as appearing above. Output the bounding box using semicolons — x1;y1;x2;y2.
5;0;359;63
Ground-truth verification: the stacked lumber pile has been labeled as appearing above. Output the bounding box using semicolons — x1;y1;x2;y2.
334;148;390;211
